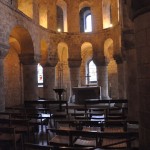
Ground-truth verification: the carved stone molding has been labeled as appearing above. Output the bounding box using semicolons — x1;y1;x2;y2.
93;56;108;66
68;58;82;68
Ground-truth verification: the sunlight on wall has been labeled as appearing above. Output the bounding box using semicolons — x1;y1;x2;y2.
18;0;33;18
103;0;112;29
39;2;48;28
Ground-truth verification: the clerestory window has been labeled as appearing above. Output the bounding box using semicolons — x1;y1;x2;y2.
87;60;97;84
80;7;92;32
37;64;43;87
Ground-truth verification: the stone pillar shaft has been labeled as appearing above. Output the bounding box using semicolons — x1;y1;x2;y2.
33;0;39;24
69;67;80;89
47;0;57;31
0;59;5;111
67;1;80;32
97;65;109;99
126;49;139;121
23;64;38;101
43;66;55;99
91;0;103;31
117;62;126;99
0;44;9;111
133;7;150;149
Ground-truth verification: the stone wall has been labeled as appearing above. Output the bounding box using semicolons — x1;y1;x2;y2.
4;47;22;107
0;0;122;108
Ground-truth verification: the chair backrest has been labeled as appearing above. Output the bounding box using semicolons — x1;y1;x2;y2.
0;127;18;150
103;120;127;131
0;112;11;126
98;131;139;149
70;130;98;146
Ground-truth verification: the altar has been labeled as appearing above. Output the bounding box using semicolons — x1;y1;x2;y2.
72;86;101;104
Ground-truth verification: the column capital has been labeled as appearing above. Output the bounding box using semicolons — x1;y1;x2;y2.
114;54;123;64
0;43;9;59
68;58;82;68
19;54;40;65
93;56;108;66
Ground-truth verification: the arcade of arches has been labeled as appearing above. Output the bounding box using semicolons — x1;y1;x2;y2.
0;0;150;149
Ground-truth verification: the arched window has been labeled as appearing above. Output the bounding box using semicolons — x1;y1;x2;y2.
85;14;92;32
87;60;97;84
37;64;43;87
57;6;64;32
80;7;92;32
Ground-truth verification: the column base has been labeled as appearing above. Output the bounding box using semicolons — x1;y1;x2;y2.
101;95;111;100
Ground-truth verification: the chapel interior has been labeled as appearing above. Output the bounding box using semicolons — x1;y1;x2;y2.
0;0;150;149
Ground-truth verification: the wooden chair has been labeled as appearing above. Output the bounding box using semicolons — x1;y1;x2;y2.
47;128;71;147
97;132;138;149
55;120;77;129
102;120;127;133
0;126;22;150
48;128;98;148
0;112;11;127
78;120;104;132
70;130;98;147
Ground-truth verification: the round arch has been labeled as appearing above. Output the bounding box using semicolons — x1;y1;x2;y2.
56;0;67;32
80;42;95;86
4;25;37;107
104;38;119;99
4;25;34;107
79;1;91;11
10;26;34;55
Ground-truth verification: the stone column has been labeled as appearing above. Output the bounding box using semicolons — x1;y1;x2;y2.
91;0;103;31
43;53;58;100
43;65;55;100
121;1;139;122
128;1;150;148
0;44;9;111
20;54;39;101
126;48;139;122
111;0;119;25
97;63;110;100
94;56;110;99
114;55;126;99
68;59;82;91
47;0;57;31
67;0;80;32
33;0;39;24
